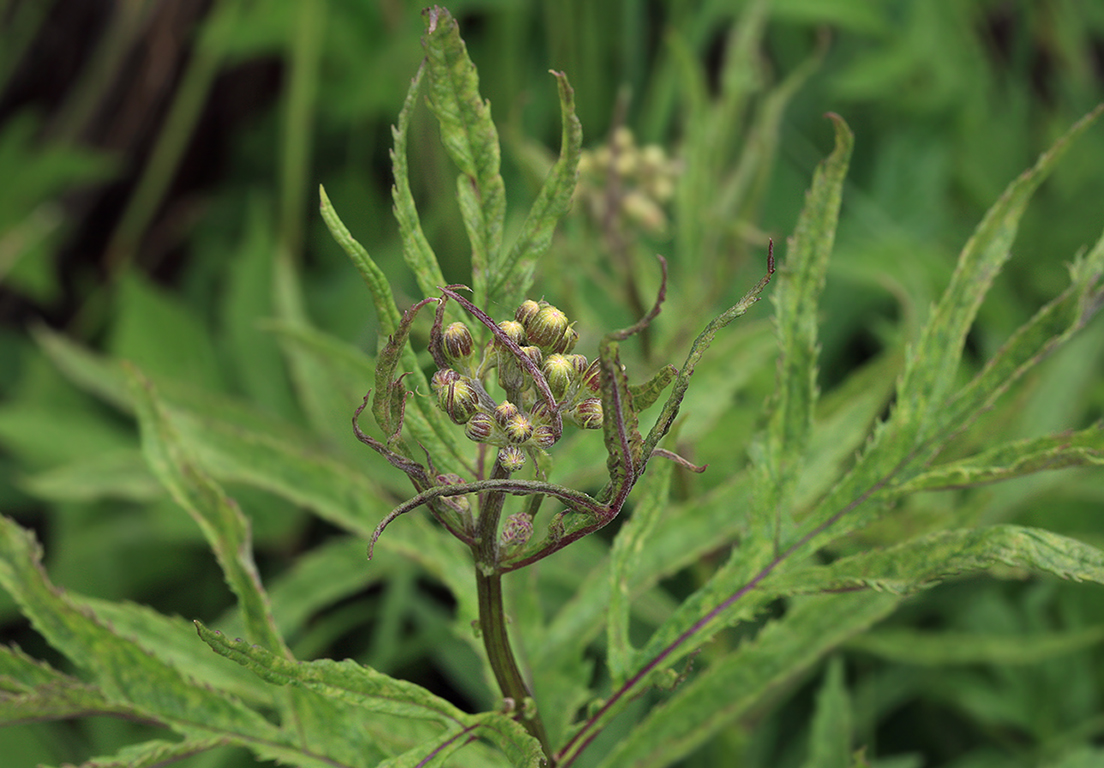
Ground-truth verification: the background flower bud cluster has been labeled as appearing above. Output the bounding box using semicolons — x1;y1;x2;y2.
575;126;682;236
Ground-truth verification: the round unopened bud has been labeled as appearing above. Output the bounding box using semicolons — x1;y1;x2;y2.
431;368;461;394
493;401;520;427
443;322;474;362
500;512;533;547
435;473;470;513
531;424;557;449
515;300;541;328
496;320;526;348
550;325;579;354
543;354;574;400
503;413;534;444
570;398;603;430
437;376;479;424
529;399;555;424
527;305;570;349
465;412;495;443
498;445;527;473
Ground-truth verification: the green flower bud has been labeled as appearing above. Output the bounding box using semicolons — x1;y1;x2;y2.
543;354;574;399
497;320;526;347
500;512;532;547
435;473;470;513
437;376;479;424
551;325;580;354
498;445;527;472
531;424;557;449
514;300;541;329
465;412;495;443
520;345;543;371
527;305;569;349
503;413;534;444
431;368;461;394
493;401;520;426
443;322;474;362
529;399;555;424
570;397;603;429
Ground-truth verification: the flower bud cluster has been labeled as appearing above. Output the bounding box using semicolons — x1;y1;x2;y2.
575;126;681;236
429;299;607;474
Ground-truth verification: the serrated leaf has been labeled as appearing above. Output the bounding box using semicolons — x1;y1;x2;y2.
389;62;448;299
589;591;899;768
753;113;853;541
796;105;1104;554
767;525;1104;595
895;425;1104;493
489;70;582;310
196;622;542;766
803;657;851;768
127;365;287;656
0;516;281;742
49;738;226;768
421;6;506;306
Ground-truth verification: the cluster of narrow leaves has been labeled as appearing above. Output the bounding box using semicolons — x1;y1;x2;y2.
2;6;1104;768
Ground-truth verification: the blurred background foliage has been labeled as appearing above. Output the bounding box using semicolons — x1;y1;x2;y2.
1;0;1103;766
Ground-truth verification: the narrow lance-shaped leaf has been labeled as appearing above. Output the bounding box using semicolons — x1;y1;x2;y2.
391;61;448;299
490;70;583;311
583;591;900;768
607;461;673;687
765;524;1104;596
795;105;1104;554
320;186;470;476
319;184;402;336
196;622;542;766
893;104;1103;448
422;6;506;307
0;516;281;742
752;114;852;544
127;364;288;657
802;658;851;768
893;424;1104;493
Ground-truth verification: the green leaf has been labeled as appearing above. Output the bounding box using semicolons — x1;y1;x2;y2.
797;104;1104;553
196;622;542;766
767;525;1104;595
803;657;851;768
108;273;225;392
127;365;288;656
0;516;281;742
21;448;159;502
894;425;1104;493
752;113;853;542
47;738;226;768
421;6;506;306
846;625;1104;665
590;591;899;768
607;460;673;686
319;183;403;337
390;62;448;299
490;70;582;310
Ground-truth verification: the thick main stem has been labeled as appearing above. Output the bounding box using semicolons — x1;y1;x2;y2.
475;460;554;763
